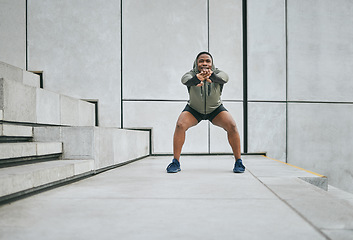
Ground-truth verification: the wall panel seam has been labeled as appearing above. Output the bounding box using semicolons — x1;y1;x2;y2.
122;100;247;103
247;101;353;105
25;0;28;71
120;0;124;128
207;0;210;153
242;0;248;153
285;0;288;163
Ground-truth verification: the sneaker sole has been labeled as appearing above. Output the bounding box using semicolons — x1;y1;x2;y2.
167;169;181;173
233;169;245;173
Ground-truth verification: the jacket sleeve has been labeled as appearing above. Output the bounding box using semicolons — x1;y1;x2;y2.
210;70;229;84
181;71;201;86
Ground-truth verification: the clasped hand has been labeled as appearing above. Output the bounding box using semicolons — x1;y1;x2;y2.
196;69;212;87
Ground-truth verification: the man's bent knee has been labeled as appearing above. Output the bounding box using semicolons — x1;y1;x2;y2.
224;121;238;134
176;120;191;132
175;112;198;131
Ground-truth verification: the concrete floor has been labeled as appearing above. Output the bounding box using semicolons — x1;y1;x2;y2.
0;155;353;240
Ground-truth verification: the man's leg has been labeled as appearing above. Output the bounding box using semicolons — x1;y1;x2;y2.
173;111;199;161
211;111;241;160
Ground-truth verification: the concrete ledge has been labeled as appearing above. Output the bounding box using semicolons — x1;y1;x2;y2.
60;95;79;126
0;159;94;198
0;142;36;160
0;142;62;160
36;88;60;125
63;159;95;175
0;123;33;137
23;71;40;88
78;100;95;126
0;61;22;84
0;61;40;88
0;78;37;123
0;78;95;126
33;126;150;170
36;142;62;156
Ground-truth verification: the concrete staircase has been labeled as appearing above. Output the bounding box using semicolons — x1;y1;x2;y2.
0;122;94;202
0;61;150;202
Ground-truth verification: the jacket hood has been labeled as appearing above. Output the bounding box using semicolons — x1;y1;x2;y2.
192;51;216;74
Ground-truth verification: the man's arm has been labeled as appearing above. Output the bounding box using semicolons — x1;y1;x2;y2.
209;70;229;84
181;72;201;86
182;69;227;86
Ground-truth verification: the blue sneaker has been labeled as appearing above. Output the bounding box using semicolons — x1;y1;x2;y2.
233;159;245;173
166;159;181;173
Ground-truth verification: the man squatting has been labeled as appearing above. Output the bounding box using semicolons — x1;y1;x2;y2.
166;52;245;173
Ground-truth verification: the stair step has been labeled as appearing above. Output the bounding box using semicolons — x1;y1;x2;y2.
0;78;95;126
0;61;40;88
0;159;94;199
0;142;62;161
0;124;33;141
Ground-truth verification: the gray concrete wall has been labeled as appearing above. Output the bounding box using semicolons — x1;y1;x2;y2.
28;0;121;127
0;0;26;69
287;0;353;102
286;0;353;193
122;0;208;154
247;0;287;161
247;0;353;193
288;103;353;193
248;102;286;161
247;0;286;101
123;0;244;154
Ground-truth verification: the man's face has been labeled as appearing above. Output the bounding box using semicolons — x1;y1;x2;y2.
197;54;212;72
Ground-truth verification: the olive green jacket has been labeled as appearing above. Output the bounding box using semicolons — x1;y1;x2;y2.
181;57;229;114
